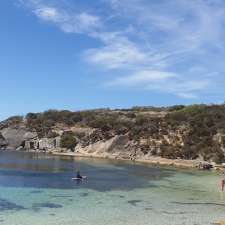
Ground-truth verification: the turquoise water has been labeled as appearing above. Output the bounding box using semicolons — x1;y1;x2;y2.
0;152;224;225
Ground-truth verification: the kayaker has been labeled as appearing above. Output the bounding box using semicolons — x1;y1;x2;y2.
76;170;83;179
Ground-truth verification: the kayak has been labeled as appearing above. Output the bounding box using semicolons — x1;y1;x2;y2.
72;176;87;180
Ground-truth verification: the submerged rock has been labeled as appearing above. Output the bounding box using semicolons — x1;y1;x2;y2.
0;198;25;211
32;202;63;209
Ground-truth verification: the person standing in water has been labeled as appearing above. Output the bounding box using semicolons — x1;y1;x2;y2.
219;171;225;192
220;178;225;191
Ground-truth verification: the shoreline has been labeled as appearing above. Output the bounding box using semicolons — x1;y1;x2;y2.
50;151;202;169
7;148;225;171
49;151;225;172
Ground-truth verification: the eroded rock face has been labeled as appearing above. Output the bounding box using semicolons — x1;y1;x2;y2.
1;128;37;149
0;133;7;149
1;105;225;163
74;135;144;160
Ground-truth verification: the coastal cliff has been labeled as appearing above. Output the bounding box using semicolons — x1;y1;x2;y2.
1;104;225;166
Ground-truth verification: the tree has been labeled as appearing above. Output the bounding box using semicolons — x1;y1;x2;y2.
60;132;77;151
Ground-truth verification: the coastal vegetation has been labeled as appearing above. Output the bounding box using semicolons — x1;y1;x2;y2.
60;132;77;151
1;104;225;164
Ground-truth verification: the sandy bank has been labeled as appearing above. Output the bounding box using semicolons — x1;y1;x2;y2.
50;151;200;169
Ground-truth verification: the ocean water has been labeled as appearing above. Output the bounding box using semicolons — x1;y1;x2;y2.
0;151;224;225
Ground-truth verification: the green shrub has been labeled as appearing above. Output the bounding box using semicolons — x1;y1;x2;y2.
60;132;77;151
213;152;225;164
3;104;225;161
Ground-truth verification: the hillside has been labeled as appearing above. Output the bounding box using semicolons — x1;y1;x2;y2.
1;104;225;164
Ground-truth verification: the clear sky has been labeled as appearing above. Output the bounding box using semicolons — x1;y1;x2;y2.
1;0;225;120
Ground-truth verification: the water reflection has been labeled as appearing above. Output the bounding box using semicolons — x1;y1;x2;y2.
0;151;175;191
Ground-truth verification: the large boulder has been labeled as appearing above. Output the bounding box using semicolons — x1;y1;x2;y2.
1;127;37;149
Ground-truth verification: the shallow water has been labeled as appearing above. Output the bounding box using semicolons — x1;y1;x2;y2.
0;151;224;225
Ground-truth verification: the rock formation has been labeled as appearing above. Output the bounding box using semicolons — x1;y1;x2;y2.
0;104;225;164
0;127;37;150
0;133;7;149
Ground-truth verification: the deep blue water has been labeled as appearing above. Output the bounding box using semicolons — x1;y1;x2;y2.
0;151;174;191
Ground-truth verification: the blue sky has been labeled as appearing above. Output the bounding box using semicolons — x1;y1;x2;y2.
1;0;225;120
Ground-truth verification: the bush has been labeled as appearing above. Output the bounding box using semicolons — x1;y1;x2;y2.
60;132;77;151
3;104;225;162
160;145;181;159
168;105;185;112
4;116;23;127
213;151;225;164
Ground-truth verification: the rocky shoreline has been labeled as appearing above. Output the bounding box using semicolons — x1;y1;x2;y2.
0;126;221;170
3;146;214;170
3;146;210;170
1;105;225;171
51;151;199;168
46;148;220;171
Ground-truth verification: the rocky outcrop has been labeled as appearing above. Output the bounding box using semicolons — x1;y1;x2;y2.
1;104;225;164
1;127;37;149
0;133;7;149
75;135;142;160
75;135;127;156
